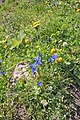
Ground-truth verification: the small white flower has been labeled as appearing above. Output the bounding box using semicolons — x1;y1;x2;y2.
48;86;53;91
10;100;14;107
62;42;68;46
41;100;48;106
58;40;62;43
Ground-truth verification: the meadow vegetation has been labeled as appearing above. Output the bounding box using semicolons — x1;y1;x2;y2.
0;0;80;119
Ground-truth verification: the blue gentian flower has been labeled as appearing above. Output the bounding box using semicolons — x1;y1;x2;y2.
37;59;42;65
30;63;36;69
39;52;42;57
54;1;58;5
49;54;58;63
1;71;5;75
0;60;2;63
38;82;42;87
52;54;58;60
30;63;37;76
34;56;42;65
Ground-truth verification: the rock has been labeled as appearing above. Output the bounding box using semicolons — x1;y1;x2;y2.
0;0;5;4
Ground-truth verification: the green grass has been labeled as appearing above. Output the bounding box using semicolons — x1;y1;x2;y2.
0;0;80;119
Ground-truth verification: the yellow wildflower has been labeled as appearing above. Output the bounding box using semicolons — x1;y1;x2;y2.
57;57;63;62
76;58;80;62
25;39;29;44
76;58;78;61
76;9;80;13
59;49;63;52
45;1;49;4
33;23;40;28
33;20;40;29
36;45;40;49
3;45;7;48
33;20;40;25
45;1;48;4
51;48;56;54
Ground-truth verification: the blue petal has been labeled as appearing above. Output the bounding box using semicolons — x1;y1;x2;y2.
37;60;42;65
30;63;35;69
52;54;58;60
33;70;37;75
34;56;39;61
38;82;42;87
39;52;42;57
32;67;36;72
54;1;58;5
0;60;2;63
49;58;54;63
31;67;37;75
1;71;5;75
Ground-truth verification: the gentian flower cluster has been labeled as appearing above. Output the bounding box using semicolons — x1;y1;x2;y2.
30;63;37;76
30;53;42;76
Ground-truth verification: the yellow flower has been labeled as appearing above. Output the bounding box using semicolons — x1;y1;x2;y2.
33;20;40;29
25;39;29;44
76;58;78;61
59;49;63;52
57;57;63;62
41;100;48;106
45;1;48;4
33;20;40;25
76;9;80;13
76;58;80;62
36;45;40;49
51;48;56;54
45;1;49;4
33;23;40;28
3;45;7;48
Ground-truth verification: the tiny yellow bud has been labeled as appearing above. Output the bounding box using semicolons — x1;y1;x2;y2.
51;48;56;54
76;9;80;13
76;58;78;61
36;45;40;49
25;39;29;44
45;1;48;4
59;49;63;52
3;45;7;48
57;57;63;62
76;58;80;62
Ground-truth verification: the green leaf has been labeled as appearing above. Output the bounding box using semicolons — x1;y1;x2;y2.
64;62;71;65
0;39;7;44
10;30;26;49
10;39;22;50
17;30;26;40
